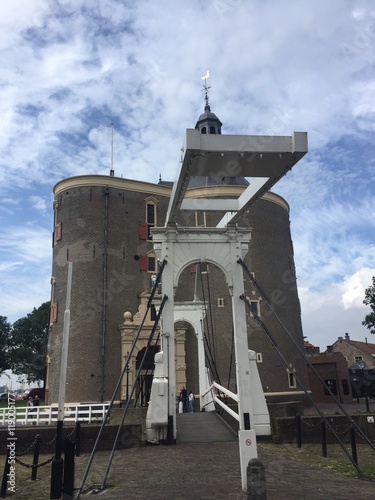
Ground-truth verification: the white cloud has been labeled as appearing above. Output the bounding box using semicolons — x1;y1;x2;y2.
0;0;374;351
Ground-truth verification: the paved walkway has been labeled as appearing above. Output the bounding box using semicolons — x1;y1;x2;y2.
70;440;375;499
6;401;375;499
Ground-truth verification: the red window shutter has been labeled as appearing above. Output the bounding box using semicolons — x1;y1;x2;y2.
139;255;148;271
190;264;197;273
54;222;62;244
139;222;147;240
51;303;58;323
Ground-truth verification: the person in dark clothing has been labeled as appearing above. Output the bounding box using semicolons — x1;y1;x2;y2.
179;386;188;413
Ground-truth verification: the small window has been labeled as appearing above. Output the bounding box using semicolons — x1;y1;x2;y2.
199;263;208;274
201;127;207;134
342;379;350;395
140;252;158;273
50;303;58;324
195;211;206;227
354;355;363;363
148;255;156;272
217;298;224;308
145;199;157;240
54;222;62;244
210;126;216;134
324;379;337;395
287;369;297;388
256;353;263;363
247;298;260;317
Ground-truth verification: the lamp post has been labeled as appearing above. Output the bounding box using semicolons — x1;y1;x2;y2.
358;361;370;413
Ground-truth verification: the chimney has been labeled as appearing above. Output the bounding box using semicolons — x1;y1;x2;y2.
345;332;350;341
326;345;333;353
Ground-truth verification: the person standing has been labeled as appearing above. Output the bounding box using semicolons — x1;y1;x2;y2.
188;390;195;413
180;386;188;413
27;396;34;419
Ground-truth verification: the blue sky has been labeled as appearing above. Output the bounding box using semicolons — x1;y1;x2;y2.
0;0;375;352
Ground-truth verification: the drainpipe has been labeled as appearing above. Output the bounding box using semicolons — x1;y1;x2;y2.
101;186;109;402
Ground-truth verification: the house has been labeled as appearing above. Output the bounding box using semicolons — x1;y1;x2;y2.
304;342;352;404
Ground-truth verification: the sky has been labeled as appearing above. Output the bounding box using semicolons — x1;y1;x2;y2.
0;0;375;355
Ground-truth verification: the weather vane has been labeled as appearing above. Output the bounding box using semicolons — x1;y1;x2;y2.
201;70;211;109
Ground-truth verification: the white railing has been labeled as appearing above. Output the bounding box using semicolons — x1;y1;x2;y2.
0;403;109;426
201;381;239;421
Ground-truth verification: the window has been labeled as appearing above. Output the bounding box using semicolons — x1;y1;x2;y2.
246;298;260;317
199;263;208;274
354;355;363;363
50;303;58;324
144;198;158;240
324;379;337;395
54;222;62;244
195;211;206;227
256;353;263;363
217;298;224;308
287;368;297;388
140;252;158;273
190;263;208;274
210;126;216;134
342;379;350;395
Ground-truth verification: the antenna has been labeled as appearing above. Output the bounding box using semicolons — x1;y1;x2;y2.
110;123;114;177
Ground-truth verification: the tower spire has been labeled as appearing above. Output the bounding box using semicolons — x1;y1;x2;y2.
201;70;211;112
195;71;222;135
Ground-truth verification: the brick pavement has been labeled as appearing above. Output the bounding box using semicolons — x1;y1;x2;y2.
71;441;375;500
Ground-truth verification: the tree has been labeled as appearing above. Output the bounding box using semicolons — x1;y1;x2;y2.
0;316;11;374
8;302;50;383
362;276;375;335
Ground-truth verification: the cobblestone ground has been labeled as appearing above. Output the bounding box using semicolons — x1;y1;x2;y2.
5;442;375;499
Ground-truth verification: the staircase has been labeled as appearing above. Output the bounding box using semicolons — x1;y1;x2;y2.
176;411;237;443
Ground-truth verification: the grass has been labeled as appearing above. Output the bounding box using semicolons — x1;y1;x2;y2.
258;442;375;479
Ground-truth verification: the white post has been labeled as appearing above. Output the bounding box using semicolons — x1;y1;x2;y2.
58;261;73;420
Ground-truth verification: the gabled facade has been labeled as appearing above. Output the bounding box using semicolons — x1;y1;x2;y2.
330;333;375;370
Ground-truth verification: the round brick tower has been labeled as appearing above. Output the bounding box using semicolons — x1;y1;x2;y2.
47;105;309;405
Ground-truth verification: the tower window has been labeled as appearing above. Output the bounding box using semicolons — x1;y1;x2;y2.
217;298;224;308
195;211;206;227
145;197;158;240
210;126;216;134
54;222;62;244
201;127;207;134
140;251;158;273
246;298;260;317
287;368;297;388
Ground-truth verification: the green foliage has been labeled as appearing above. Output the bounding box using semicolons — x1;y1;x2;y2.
0;316;11;374
8;302;50;382
362;276;375;334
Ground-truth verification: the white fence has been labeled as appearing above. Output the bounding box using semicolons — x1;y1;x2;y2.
0;403;109;426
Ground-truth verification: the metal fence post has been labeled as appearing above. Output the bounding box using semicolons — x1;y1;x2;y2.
31;434;41;480
321;420;327;458
63;438;75;500
75;421;81;457
1;449;11;498
296;414;302;449
350;426;358;466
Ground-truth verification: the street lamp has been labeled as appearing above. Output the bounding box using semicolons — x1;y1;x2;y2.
358;361;370;413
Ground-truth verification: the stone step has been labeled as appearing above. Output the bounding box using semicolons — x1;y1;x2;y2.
176;411;237;443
